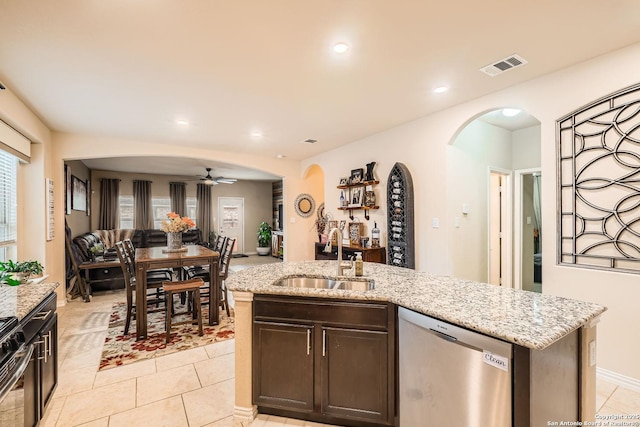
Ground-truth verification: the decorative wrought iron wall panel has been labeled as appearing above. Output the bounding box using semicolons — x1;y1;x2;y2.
557;82;640;273
387;162;415;269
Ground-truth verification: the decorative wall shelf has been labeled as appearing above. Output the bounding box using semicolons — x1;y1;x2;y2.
337;180;380;220
387;163;415;269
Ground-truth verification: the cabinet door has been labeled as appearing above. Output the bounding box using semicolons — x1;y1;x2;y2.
253;321;314;411
40;314;58;412
320;327;389;423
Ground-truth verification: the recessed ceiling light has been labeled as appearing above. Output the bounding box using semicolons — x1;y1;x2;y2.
502;108;521;117
176;119;189;126
333;43;350;54
250;131;263;138
433;86;449;94
276;154;286;159
302;138;317;144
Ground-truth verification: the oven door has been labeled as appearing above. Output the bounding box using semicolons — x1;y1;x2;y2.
0;344;36;427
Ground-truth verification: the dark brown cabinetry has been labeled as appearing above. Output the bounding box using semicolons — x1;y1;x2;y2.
20;292;58;426
314;243;386;264
253;295;395;426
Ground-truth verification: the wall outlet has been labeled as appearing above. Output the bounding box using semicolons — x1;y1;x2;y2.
432;217;440;228
454;216;461;228
290;217;296;223
526;216;532;225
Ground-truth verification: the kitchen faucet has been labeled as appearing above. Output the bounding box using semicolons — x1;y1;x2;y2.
324;227;354;276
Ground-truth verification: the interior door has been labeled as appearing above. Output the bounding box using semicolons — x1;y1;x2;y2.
218;197;244;255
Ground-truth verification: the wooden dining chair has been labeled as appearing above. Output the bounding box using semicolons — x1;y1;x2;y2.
114;241;172;335
163;278;204;343
184;237;235;317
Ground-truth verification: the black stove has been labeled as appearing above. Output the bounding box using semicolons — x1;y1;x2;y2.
0;316;26;385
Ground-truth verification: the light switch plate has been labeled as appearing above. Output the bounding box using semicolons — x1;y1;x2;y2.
432;217;440;228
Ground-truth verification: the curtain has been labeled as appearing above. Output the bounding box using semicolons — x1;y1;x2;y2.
98;179;120;229
133;180;153;230
169;182;186;215
196;183;211;244
533;174;542;253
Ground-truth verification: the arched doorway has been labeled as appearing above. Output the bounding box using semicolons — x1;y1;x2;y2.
447;108;541;290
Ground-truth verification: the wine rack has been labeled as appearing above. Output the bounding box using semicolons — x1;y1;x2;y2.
387;163;415;269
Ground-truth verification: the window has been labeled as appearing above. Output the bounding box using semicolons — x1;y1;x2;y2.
118;195;196;229
119;195;134;229
0;150;18;262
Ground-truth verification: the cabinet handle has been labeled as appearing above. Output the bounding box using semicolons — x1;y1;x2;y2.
48;331;53;357
43;332;49;363
322;329;326;357
306;329;311;356
33;310;52;321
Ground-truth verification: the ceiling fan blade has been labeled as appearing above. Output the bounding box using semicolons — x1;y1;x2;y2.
215;177;237;184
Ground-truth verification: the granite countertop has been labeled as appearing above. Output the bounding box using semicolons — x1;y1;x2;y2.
0;282;59;320
226;261;607;350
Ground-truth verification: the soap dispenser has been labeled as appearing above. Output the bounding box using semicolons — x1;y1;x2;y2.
355;252;363;276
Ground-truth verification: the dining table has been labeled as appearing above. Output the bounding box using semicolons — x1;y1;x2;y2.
134;245;220;341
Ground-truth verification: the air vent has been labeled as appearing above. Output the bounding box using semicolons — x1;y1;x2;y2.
302;139;317;144
479;54;528;77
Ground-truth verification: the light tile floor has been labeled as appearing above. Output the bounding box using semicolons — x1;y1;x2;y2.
42;256;640;426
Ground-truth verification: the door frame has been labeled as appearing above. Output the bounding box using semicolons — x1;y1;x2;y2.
217;196;245;255
513;167;541;291
487;167;513;288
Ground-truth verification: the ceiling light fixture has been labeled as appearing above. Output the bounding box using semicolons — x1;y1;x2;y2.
176;119;189;126
333;43;350;54
502;108;521;117
250;131;263;138
276;154;286;159
433;86;449;94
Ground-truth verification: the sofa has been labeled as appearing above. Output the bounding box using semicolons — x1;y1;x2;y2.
70;228;203;291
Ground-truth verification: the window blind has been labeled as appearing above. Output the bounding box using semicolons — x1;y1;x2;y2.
0;149;17;254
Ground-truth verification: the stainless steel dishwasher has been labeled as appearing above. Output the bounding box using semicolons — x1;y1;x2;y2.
398;307;512;427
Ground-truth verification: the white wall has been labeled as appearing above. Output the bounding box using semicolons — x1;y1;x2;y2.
304;42;640;381
446;120;512;281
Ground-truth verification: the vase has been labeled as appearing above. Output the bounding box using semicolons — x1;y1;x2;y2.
167;232;183;251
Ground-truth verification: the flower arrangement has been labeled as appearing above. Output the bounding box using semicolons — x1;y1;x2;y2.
160;212;195;233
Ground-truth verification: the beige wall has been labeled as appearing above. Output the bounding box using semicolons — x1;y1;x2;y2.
2;41;640;382
305;42;640;381
86;169;273;253
65;160;91;236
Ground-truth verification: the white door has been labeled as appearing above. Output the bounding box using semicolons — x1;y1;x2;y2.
218;197;244;255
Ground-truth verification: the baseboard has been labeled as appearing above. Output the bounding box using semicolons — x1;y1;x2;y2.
597;367;640;392
233;405;258;425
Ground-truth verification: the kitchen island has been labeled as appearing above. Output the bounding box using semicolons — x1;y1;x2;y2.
226;261;606;426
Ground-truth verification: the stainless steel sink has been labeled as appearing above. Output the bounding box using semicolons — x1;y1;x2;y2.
274;277;374;291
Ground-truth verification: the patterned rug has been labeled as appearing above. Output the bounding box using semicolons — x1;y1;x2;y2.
99;300;235;371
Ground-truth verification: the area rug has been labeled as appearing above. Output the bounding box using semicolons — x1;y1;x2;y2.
99;301;234;371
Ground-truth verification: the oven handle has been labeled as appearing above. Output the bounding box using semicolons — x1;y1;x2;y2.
0;344;35;402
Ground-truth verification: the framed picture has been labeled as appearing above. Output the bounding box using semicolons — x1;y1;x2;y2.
339;177;348;186
349;187;363;207
350;168;364;184
71;175;87;212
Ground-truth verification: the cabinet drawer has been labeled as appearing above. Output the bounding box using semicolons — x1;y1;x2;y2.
254;295;389;330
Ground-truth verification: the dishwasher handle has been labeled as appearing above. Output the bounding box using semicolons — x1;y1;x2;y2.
429;328;458;343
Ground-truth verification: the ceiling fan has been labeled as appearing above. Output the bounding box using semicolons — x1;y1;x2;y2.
197;167;237;185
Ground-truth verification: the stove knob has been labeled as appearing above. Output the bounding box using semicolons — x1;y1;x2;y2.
2;341;11;352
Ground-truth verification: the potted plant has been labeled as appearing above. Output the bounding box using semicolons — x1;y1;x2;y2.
256;221;272;256
0;259;44;285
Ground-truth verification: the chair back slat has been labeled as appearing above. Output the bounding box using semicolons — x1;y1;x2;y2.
219;237;236;280
115;241;136;288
